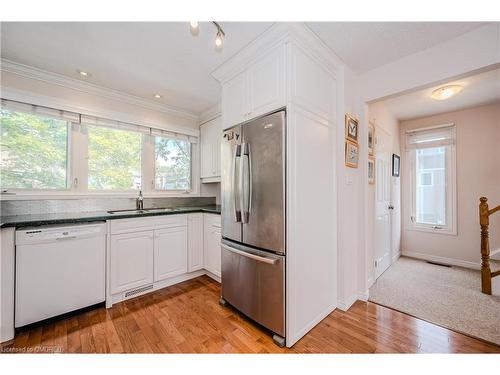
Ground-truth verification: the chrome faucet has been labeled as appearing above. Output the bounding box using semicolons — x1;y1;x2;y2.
136;190;144;210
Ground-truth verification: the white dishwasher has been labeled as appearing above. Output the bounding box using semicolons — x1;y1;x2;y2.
15;223;106;327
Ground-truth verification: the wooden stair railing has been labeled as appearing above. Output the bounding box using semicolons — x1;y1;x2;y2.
479;197;500;295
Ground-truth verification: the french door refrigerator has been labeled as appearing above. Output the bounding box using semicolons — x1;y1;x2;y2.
220;110;286;346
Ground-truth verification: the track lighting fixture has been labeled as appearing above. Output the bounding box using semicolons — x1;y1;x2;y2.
189;21;225;51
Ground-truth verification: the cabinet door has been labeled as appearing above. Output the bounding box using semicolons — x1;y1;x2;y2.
203;215;222;277
200;122;213;179
154;226;188;282
248;47;285;118
187;214;203;272
222;73;248;128
212;117;222;177
111;231;154;294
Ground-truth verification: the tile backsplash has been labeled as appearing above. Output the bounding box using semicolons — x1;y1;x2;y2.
0;197;216;216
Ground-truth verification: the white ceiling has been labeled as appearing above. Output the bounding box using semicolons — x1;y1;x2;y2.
307;22;486;73
0;22;490;116
0;22;273;114
376;67;500;121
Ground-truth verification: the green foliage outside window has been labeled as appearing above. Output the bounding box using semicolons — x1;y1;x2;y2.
0;109;68;189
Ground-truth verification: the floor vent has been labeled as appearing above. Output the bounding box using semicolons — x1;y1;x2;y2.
125;284;154;298
426;261;452;268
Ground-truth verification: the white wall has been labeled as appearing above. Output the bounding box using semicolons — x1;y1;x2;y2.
1;70;199;133
399;102;500;266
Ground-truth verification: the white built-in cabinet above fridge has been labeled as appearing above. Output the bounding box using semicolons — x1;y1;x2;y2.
200;116;222;183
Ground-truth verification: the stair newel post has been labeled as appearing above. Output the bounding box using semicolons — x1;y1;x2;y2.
479;197;491;295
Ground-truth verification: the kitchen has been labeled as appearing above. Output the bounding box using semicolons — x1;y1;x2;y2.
0;21;338;351
1;10;499;365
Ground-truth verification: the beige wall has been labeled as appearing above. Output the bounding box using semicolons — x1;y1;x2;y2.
367;101;401;282
400;102;500;266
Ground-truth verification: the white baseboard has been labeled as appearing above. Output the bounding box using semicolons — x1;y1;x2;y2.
402;251;480;270
490;248;500;261
110;269;208;305
358;290;369;302
204;270;221;283
337;294;358;311
392;251;401;264
286;302;337;348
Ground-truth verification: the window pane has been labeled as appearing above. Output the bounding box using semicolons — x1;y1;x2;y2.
415;147;446;225
155;137;191;190
0;109;68;189
87;125;142;190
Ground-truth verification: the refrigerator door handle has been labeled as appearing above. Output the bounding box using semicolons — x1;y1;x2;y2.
241;142;251;224
221;243;278;265
233;144;242;223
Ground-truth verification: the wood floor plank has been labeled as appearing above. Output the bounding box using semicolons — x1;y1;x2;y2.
2;275;499;354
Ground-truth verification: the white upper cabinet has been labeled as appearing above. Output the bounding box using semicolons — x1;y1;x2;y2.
221;46;285;129
153;226;188;282
200;116;222;182
222;73;248;128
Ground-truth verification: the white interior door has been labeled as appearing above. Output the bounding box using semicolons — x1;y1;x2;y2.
374;128;392;279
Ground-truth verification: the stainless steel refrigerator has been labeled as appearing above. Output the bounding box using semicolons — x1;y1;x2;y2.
220;110;286;346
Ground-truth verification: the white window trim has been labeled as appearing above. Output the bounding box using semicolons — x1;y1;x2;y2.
0;97;201;200
404;124;457;236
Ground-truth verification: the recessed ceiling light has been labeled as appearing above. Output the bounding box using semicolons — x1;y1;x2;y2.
77;69;90;77
431;85;463;101
154;94;162;99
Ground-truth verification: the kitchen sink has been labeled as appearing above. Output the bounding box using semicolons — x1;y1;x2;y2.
107;207;176;214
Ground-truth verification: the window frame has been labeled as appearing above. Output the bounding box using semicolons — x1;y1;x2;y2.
0;98;200;200
404;124;457;236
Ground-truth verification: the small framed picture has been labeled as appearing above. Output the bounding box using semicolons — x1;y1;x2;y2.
392;154;400;177
345;140;359;168
345;114;359;143
368;122;375;156
368;157;375;184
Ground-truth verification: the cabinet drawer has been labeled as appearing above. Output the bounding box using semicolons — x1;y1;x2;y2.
110;215;187;235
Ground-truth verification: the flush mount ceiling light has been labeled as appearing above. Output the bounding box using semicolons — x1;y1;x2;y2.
77;69;90;77
430;85;464;101
189;21;225;52
154;94;162;99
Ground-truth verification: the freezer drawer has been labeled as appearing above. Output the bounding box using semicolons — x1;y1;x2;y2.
221;240;285;336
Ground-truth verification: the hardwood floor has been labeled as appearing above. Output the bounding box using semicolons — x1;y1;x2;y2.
1;275;499;353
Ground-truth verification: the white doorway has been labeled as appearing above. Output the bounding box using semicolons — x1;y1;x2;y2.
374;127;393;279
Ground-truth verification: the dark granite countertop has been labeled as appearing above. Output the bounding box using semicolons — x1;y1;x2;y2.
0;205;221;229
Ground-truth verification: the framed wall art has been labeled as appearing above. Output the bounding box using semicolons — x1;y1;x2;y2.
345;139;359;168
345;114;359;143
368;157;375;184
368;122;375;156
392;154;400;177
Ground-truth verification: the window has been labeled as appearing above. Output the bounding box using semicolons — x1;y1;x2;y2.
406;125;456;234
155;136;192;191
87;125;142;190
0;108;69;190
0;99;198;196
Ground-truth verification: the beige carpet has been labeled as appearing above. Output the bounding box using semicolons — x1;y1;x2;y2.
369;256;500;346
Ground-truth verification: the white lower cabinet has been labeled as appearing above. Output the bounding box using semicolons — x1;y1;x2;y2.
187;213;204;272
110;231;154;294
154;226;188;282
203;214;222;277
109;213;221;303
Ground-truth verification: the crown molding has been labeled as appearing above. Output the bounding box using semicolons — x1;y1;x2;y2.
211;22;344;84
0;58;199;122
199;102;221;125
